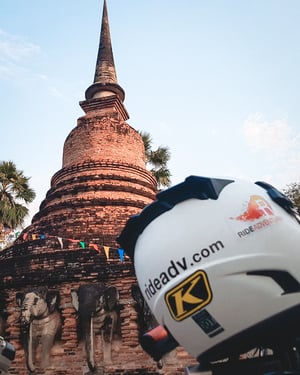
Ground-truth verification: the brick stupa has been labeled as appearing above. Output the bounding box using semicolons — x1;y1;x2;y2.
0;1;195;374
24;0;157;247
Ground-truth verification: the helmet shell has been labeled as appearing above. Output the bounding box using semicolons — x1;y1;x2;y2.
128;176;300;362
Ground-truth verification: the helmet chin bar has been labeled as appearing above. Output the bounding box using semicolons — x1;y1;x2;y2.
187;304;300;375
141;313;300;375
185;352;300;375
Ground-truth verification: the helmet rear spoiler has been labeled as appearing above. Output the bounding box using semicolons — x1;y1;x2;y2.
117;175;234;259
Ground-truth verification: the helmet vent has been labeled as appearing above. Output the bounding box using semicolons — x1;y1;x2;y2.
247;270;300;294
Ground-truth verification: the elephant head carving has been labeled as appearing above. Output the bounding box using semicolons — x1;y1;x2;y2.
131;284;158;334
0;315;5;337
0;298;7;338
71;283;121;372
16;286;62;373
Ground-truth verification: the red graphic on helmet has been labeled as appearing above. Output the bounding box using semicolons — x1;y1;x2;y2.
234;195;274;221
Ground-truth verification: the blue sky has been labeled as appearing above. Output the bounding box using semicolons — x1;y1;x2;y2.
1;0;300;227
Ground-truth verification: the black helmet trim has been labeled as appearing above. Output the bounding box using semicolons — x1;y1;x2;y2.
255;181;300;223
117;176;234;259
247;269;300;294
197;303;300;366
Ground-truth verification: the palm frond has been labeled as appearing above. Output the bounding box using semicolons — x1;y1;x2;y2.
0;160;35;229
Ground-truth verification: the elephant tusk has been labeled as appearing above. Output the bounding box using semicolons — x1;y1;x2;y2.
89;317;95;370
90;317;94;355
27;322;35;372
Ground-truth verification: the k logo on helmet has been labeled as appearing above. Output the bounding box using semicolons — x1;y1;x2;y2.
165;270;212;321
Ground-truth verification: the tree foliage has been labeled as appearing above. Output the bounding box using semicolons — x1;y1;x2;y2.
283;182;300;215
0;161;36;230
139;131;171;189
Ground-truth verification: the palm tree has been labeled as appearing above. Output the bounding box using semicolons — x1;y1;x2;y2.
139;131;171;189
0;161;36;230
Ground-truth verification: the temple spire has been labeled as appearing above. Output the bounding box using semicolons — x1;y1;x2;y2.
85;0;125;102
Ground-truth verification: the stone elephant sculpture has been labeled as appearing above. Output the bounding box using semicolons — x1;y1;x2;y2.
131;284;158;334
0;316;4;337
131;284;167;368
16;286;62;373
71;283;121;372
0;295;8;337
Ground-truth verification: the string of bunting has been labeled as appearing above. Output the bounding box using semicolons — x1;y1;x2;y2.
19;232;126;262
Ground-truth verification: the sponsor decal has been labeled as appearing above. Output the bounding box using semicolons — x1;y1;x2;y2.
165;270;212;321
230;195;282;238
192;309;224;338
143;240;224;301
232;195;274;221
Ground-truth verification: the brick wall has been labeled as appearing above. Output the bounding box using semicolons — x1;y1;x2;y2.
1;241;197;374
30;115;156;246
63;116;145;170
0;104;198;374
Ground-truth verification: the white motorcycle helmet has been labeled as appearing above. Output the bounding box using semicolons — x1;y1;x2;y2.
118;176;300;365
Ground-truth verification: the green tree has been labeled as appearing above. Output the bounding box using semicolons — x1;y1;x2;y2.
139;131;171;189
0;161;36;230
283;182;300;215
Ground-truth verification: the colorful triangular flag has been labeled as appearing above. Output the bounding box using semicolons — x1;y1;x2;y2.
89;243;99;252
57;237;63;249
118;248;124;262
103;246;110;259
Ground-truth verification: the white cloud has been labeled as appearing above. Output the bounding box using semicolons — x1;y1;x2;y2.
0;29;40;80
0;29;40;61
243;113;300;186
243;113;293;152
0;30;67;100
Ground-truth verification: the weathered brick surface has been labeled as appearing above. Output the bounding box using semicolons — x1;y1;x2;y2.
1;245;197;374
63;115;145;170
31;113;156;244
0;66;197;374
